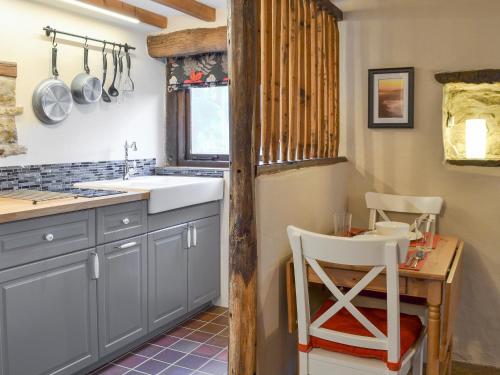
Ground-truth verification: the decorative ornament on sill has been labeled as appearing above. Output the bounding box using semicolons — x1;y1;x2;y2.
435;69;500;166
0;61;27;157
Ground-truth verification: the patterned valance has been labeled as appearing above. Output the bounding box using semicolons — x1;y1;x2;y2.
168;52;229;92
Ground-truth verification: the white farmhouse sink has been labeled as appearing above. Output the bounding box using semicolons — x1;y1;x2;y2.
75;176;224;214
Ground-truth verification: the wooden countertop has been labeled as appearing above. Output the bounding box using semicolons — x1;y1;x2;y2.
0;191;150;224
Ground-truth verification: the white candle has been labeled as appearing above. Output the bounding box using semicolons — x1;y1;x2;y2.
465;119;487;159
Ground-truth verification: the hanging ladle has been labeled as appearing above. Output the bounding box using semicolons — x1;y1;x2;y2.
101;41;111;103
108;44;119;97
123;44;134;92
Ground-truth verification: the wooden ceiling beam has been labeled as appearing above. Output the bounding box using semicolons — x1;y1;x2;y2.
151;0;216;22
79;0;168;29
316;0;343;21
147;26;227;58
0;61;17;78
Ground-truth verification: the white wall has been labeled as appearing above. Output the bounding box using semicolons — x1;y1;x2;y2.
162;9;227;33
340;0;500;367
0;0;166;166
256;162;348;374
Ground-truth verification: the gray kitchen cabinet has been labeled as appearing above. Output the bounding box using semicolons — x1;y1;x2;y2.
96;201;147;244
0;210;95;270
0;249;98;375
97;235;147;357
188;216;221;312
148;224;188;331
0;199;222;375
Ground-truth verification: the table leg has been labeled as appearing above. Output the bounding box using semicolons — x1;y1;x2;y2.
427;280;443;375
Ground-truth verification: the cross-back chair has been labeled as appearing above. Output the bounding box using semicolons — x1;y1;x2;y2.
365;192;443;231
288;226;426;374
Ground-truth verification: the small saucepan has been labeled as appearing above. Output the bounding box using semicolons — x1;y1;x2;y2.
71;42;102;104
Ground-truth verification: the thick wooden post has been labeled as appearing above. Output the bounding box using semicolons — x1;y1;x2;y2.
228;0;258;374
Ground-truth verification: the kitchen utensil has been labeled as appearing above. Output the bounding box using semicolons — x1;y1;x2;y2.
32;37;73;125
412;250;425;268
108;47;119;97
333;212;352;237
406;254;416;267
123;47;134;92
101;43;111;103
117;50;124;103
71;41;102;104
375;221;410;237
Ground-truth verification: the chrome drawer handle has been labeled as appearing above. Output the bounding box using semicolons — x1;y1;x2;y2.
115;241;137;250
122;218;130;225
90;253;100;279
44;233;55;242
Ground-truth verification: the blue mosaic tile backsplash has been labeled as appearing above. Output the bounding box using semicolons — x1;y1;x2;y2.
0;159;156;191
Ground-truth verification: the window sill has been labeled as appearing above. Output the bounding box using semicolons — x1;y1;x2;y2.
155;166;226;178
446;159;500;167
177;160;229;168
256;157;348;176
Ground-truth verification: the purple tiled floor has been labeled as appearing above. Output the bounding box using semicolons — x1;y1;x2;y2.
89;306;228;375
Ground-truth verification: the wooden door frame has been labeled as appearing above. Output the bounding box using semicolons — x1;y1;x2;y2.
228;0;259;374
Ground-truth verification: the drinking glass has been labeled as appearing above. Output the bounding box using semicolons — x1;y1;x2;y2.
333;212;352;237
414;217;436;251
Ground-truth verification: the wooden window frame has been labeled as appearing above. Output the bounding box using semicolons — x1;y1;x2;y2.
175;89;230;168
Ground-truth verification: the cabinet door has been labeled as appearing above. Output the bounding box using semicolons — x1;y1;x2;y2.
97;235;147;357
148;225;188;331
0;249;98;375
188;216;220;312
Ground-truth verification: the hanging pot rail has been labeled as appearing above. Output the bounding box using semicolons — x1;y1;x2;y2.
43;26;136;51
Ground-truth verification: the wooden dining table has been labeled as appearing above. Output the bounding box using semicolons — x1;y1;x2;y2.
285;235;464;375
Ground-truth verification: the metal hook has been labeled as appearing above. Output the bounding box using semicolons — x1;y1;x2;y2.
84;37;89;48
102;40;107;54
52;31;57;47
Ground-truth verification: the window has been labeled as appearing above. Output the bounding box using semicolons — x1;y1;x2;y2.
177;86;230;167
442;82;500;166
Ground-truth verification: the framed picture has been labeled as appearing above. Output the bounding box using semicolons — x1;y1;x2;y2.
368;67;414;129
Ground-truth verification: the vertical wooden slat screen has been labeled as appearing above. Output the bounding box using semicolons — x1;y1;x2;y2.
321;10;329;158
255;0;262;165
260;0;271;164
258;0;341;166
303;1;312;159
288;0;298;161
326;16;335;157
297;0;306;160
309;2;318;159
280;0;290;162
271;0;282;162
316;9;324;158
334;19;340;155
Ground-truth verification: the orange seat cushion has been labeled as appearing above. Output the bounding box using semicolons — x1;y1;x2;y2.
310;300;423;368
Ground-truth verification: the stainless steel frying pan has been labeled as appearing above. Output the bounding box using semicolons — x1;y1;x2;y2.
32;44;73;125
71;44;102;104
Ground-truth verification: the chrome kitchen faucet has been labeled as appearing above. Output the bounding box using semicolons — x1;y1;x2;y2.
123;140;137;180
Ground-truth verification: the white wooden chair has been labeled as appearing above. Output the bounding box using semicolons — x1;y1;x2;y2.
365;192;444;231
287;226;426;375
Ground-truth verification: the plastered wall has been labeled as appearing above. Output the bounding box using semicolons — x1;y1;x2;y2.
340;0;500;367
255;162;348;374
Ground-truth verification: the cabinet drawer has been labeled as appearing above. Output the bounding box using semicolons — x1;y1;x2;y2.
0;210;96;270
97;201;147;244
